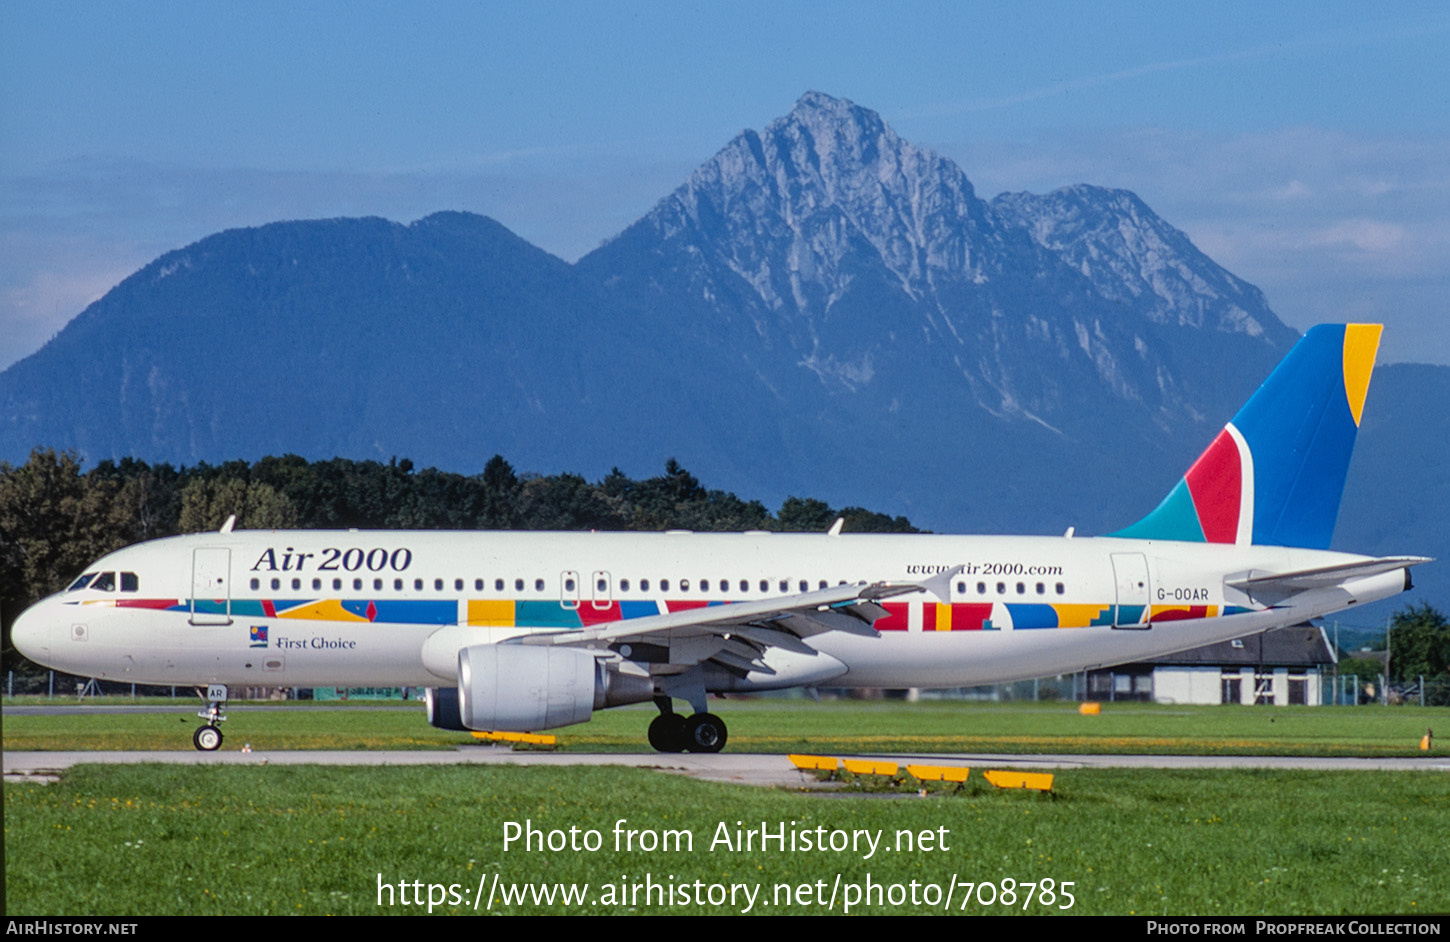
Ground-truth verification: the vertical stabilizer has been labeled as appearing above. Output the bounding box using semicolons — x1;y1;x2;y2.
1113;324;1381;549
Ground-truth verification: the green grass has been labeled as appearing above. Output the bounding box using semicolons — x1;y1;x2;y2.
4;697;1447;756
5;764;1446;916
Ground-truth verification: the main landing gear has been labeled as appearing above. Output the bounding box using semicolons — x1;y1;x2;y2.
193;684;228;751
647;695;727;754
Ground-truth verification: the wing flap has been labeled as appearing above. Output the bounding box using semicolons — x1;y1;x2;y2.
515;580;928;656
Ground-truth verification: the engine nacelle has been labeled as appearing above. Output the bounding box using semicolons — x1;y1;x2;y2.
455;644;653;732
424;686;467;731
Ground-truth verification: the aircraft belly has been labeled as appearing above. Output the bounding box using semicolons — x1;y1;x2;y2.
813;608;1305;688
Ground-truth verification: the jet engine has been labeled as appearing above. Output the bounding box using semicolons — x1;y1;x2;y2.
451;644;652;732
424;686;467;731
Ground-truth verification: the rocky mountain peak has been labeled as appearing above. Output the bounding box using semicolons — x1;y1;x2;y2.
622;91;1003;320
990;184;1293;344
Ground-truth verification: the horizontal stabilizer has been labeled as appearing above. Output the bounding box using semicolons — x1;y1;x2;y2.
1227;556;1431;606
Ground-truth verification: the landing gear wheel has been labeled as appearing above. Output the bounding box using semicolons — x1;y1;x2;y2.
682;712;727;753
648;714;687;753
193;725;223;751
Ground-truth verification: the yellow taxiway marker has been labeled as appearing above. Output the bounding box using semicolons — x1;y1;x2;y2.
788;754;841;771
471;731;557;745
1078;702;1101;715
906;764;970;783
842;758;899;776
983;769;1054;791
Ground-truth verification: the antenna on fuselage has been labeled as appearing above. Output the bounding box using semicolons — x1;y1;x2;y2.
220;515;236;534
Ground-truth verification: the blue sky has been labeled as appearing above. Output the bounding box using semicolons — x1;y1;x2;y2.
3;0;1448;368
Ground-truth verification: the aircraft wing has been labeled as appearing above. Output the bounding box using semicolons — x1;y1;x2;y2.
513;572;958;677
1226;556;1431;606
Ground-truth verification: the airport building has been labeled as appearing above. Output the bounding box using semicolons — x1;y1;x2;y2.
1085;624;1337;706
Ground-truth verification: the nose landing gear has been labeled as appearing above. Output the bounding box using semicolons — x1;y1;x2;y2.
193;684;228;751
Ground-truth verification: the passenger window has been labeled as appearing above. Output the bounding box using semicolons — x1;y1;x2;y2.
333;578;342;590
514;578;524;592
250;578;260;591
996;582;1006;595
1036;582;1045;595
819;580;827;589
741;579;750;593
700;579;709;592
661;579;671;592
620;579;630;592
535;579;545;592
270;578;280;591
415;578;424;591
121;572;138;592
977;581;986;595
292;578;301;590
92;572;116;591
373;578;383;590
475;578;484;591
353;578;363;591
455;579;464;591
641;578;651;592
313;578;322;590
760;579;768;592
435;579;444;591
1056;582;1066;595
1016;582;1025;594
799;580;808;592
495;579;504;592
681;579;691;592
395;578;404;591
596;578;607;592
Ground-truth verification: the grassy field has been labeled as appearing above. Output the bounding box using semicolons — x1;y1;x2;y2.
5;763;1446;916
4;696;1447;756
4;699;1447;916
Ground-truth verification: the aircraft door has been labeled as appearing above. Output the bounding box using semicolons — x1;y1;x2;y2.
1110;553;1150;629
560;571;580;609
190;548;232;626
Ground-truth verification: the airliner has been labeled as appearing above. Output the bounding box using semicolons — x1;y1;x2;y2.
10;324;1427;753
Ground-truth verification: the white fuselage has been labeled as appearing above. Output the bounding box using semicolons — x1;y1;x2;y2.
11;529;1407;692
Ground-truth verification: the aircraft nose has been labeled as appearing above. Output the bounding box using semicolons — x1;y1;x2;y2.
11;600;55;666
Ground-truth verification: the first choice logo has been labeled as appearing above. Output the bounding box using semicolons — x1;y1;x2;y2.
251;546;413;573
275;637;358;650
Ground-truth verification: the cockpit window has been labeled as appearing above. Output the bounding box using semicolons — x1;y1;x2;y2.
91;572;116;592
121;572;139;592
68;573;97;591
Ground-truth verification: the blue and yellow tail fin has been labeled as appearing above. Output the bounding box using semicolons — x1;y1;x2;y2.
1113;324;1381;550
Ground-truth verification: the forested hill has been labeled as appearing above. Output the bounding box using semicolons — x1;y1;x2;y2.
0;450;915;672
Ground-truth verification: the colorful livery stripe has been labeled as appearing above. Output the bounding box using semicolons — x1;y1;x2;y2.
1113;324;1380;550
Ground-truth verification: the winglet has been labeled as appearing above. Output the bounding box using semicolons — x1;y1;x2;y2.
1113;325;1381;550
915;565;964;603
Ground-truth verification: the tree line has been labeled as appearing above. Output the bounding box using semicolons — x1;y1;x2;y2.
0;449;917;675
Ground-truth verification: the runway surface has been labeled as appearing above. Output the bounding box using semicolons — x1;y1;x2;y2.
6;748;1448;786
